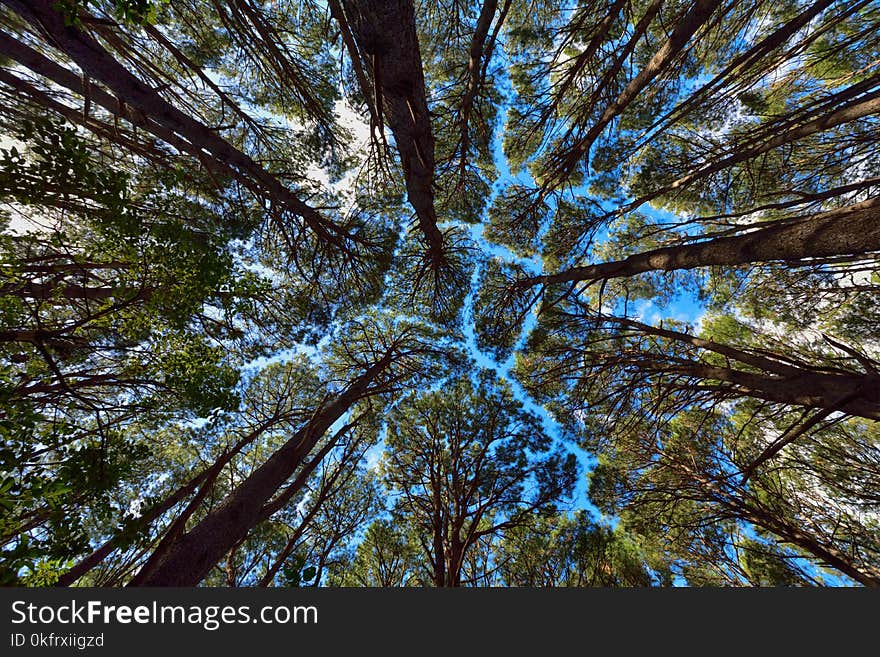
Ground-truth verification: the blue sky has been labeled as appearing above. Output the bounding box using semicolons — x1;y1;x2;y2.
440;52;710;521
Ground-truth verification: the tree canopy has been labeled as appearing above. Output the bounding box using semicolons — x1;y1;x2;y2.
1;0;878;587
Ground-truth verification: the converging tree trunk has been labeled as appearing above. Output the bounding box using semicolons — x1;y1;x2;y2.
0;0;354;249
528;196;880;286
339;0;445;266
132;355;392;586
603;316;880;420
546;0;724;187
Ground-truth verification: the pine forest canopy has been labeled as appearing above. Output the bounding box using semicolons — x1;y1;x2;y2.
0;0;878;587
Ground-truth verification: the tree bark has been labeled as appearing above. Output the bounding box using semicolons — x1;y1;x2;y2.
340;0;445;267
0;281;149;301
0;0;351;249
132;355;391;586
666;362;880;421
549;0;723;185
456;0;498;172
56;466;214;587
531;196;880;286
55;417;285;587
603;317;880;420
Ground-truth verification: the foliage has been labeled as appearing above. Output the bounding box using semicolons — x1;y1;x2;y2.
0;0;877;587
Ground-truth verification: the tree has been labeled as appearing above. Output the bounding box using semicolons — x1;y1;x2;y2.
0;118;247;582
381;371;578;587
497;511;668;587
128;316;449;586
588;409;880;586
328;519;424;587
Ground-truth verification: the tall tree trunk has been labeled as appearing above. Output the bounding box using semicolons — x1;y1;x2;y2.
56;417;286;587
736;503;880;587
588;315;880;419
340;0;445;267
664;362;880;420
625;320;879;419
620;86;880;216
0;281;152;301
132;356;392;586
456;0;499;174
549;0;723;186
640;0;846;147
0;0;352;250
530;196;880;286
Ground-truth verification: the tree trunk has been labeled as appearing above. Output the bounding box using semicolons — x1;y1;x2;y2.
0;281;151;301
55;417;287;587
0;0;350;248
132;356;391;586
642;0;845;145
666;362;880;421
550;0;723;184
456;0;498;171
621;87;880;216
532;196;880;285
340;0;445;267
738;504;880;587
597;316;880;420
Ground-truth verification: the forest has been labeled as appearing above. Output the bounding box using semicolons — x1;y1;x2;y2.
0;0;878;587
